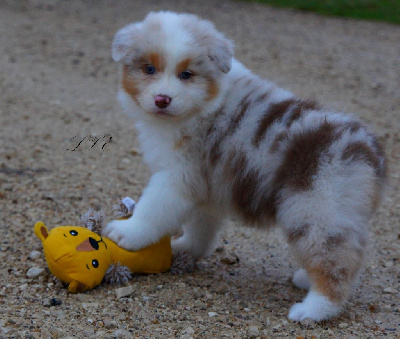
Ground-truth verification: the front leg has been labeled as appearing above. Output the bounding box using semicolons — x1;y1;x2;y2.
103;171;193;251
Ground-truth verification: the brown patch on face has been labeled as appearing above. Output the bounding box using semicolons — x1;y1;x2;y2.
176;58;192;75
122;65;140;101
253;99;295;147
287;224;310;243
148;52;165;72
286;99;320;126
274;120;338;191
341;141;380;175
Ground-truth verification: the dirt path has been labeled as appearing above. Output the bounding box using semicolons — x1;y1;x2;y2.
1;0;399;337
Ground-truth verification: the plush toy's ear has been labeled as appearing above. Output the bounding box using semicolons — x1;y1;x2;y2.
68;281;88;293
34;221;49;242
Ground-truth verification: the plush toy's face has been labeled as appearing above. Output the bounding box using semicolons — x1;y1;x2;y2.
34;222;111;292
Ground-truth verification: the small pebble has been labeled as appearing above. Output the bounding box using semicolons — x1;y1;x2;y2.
50;298;62;306
113;329;131;336
28;250;42;260
220;252;240;265
248;325;259;336
115;285;136;299
103;319;117;329
26;267;45;278
19;283;28;291
383;287;397;294
338;322;348;329
208;312;218;317
185;327;195;335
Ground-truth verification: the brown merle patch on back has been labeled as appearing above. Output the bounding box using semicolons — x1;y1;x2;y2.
341;141;381;176
253;99;296;147
342;120;362;134
286;99;320;127
270;131;289;153
273;120;338;191
326;232;346;247
208;92;253;166
254;89;273;105
227;152;276;224
287;224;310;244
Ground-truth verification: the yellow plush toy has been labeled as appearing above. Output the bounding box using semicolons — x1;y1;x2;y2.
34;198;172;293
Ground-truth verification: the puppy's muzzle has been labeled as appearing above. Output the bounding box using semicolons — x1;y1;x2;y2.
155;95;172;109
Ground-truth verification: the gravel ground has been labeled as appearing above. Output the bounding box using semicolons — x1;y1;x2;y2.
1;0;399;338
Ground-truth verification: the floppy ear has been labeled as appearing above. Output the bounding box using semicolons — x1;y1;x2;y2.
34;221;49;242
207;35;234;74
111;22;144;63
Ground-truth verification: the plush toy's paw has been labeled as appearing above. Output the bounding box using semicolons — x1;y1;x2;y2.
102;219;146;251
288;291;341;322
170;251;196;275
104;263;132;284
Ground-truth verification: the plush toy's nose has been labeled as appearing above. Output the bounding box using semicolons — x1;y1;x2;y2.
76;237;99;252
155;94;171;108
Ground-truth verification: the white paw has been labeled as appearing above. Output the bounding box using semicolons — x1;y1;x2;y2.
288;291;342;322
292;268;311;290
102;219;146;251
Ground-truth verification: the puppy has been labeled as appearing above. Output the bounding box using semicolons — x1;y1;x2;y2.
103;11;386;322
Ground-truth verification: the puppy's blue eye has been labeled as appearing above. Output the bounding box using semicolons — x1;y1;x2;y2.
180;71;192;80
145;66;156;74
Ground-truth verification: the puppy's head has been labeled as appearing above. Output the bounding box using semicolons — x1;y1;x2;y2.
112;11;234;120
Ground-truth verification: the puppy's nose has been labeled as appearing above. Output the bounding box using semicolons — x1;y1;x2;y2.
155;94;171;109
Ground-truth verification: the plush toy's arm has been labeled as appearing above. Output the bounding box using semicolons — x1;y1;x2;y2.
105;236;172;274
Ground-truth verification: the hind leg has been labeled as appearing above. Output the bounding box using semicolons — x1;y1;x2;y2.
292;268;311;290
278;190;369;322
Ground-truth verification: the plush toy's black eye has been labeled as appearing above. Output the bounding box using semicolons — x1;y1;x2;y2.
69;230;78;236
180;71;192;80
92;259;99;268
145;65;156;74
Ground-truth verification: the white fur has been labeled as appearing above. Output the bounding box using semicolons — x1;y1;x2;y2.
292;268;311;290
103;11;386;322
289;290;342;322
